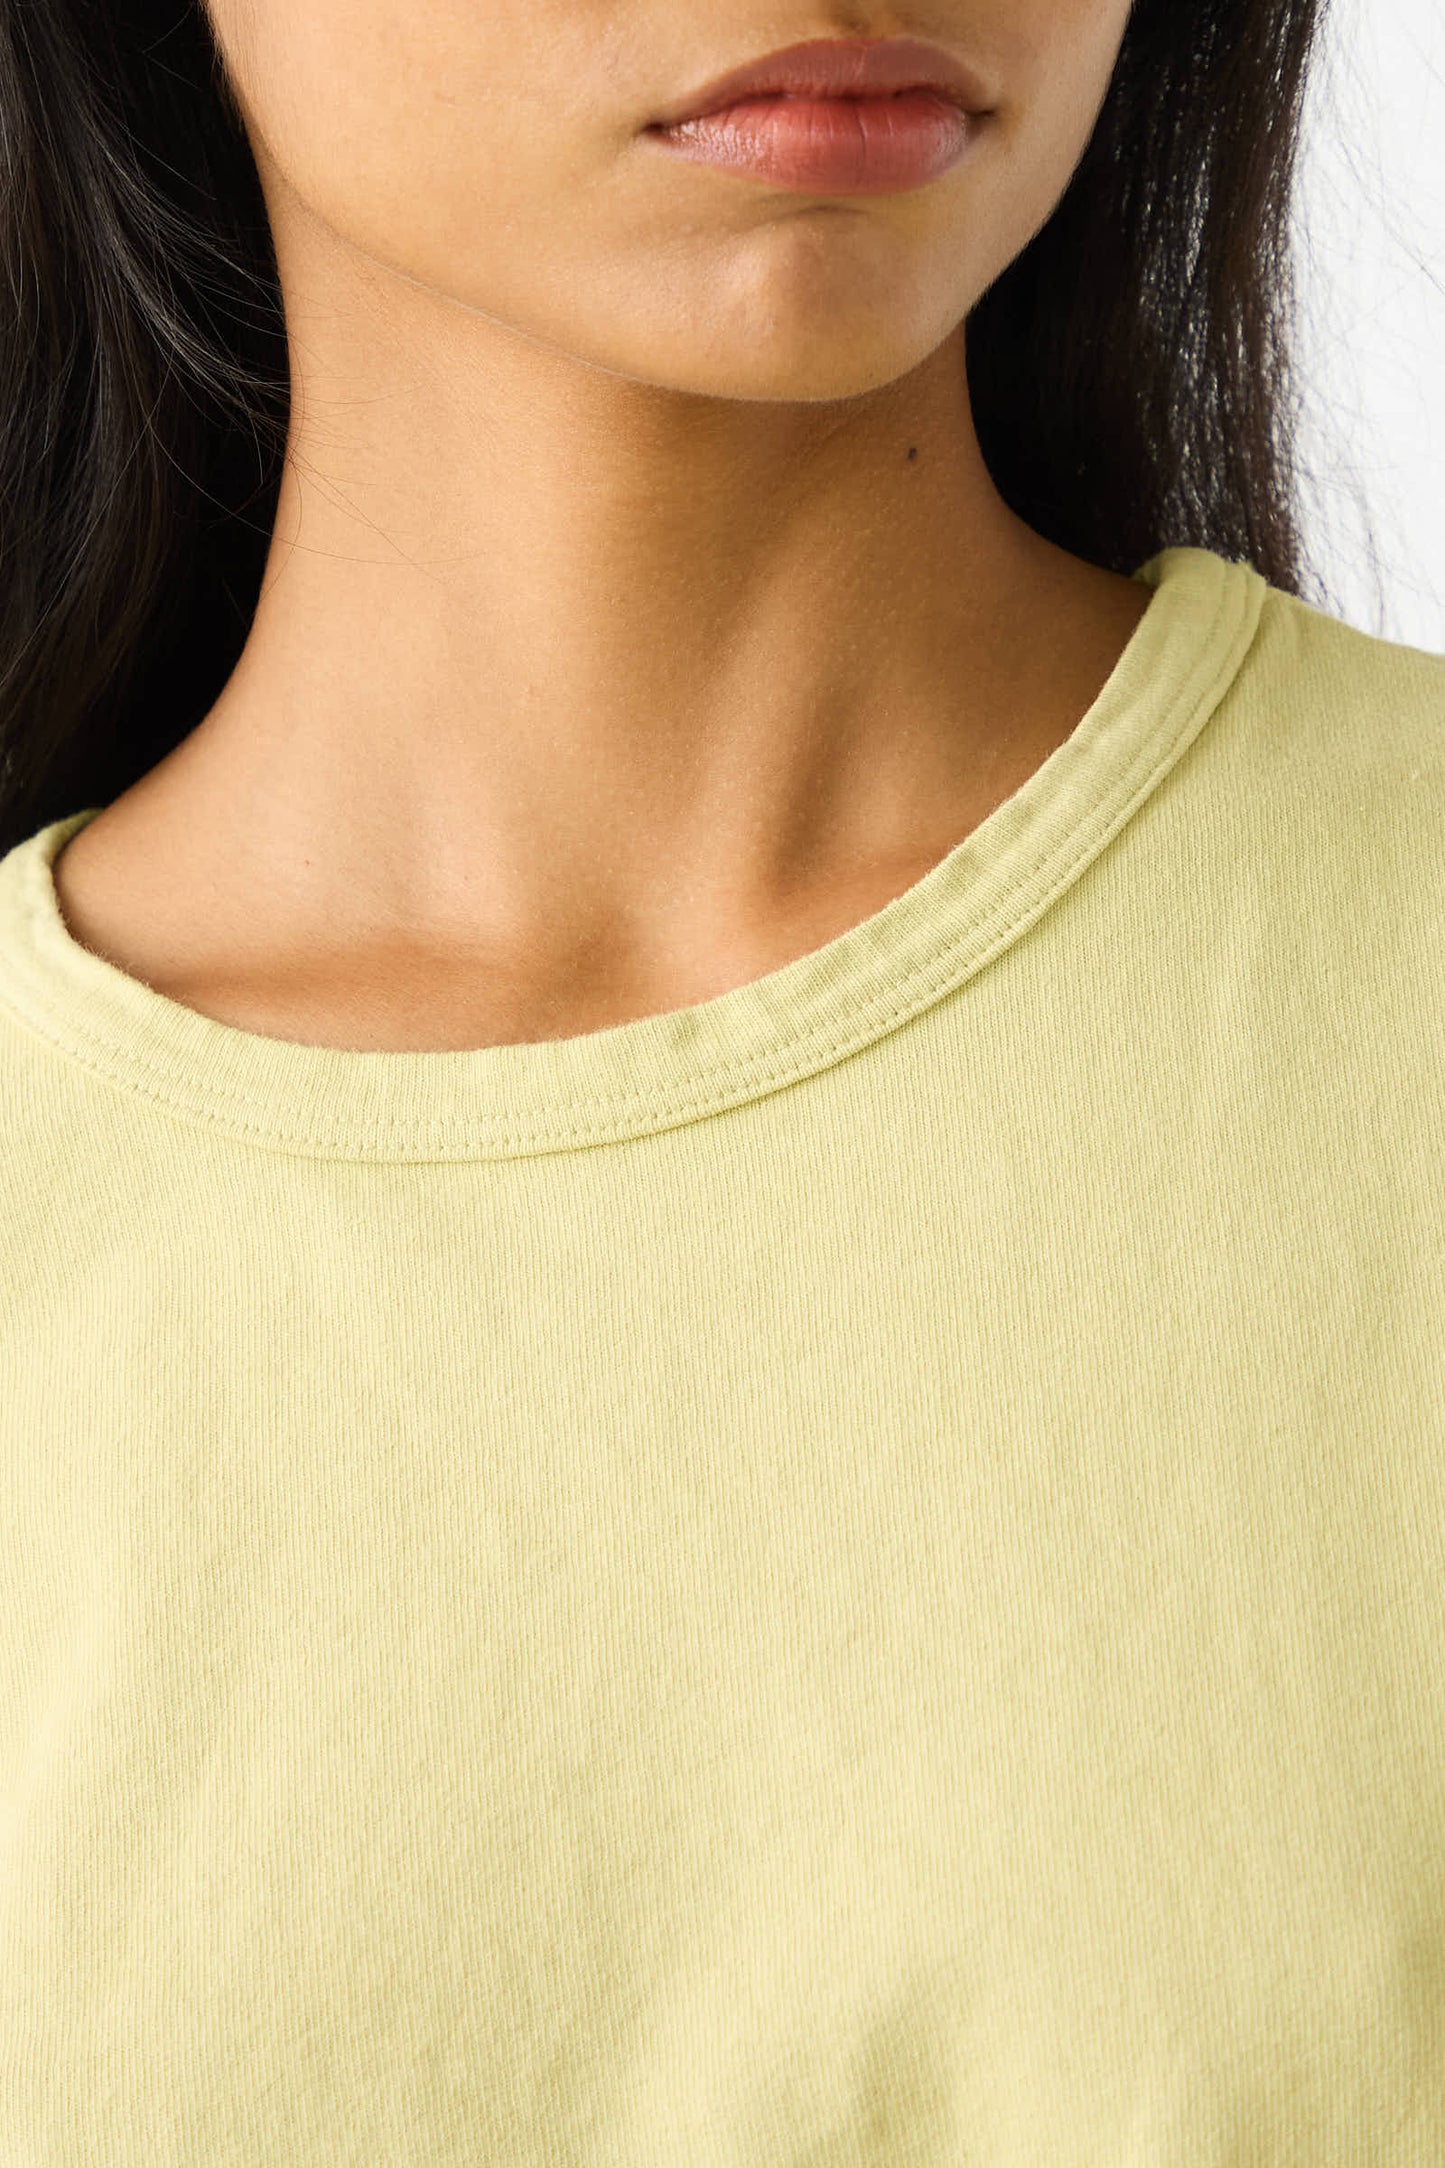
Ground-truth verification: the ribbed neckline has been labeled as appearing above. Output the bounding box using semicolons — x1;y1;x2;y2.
0;546;1264;1163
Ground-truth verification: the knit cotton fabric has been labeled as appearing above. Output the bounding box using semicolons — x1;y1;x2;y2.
1;544;1443;2162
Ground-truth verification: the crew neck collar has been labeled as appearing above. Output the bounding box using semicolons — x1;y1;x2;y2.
0;547;1264;1163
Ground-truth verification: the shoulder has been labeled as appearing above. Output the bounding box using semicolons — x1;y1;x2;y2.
1160;573;1445;1002
1243;581;1445;785
1197;582;1445;914
1211;585;1445;1052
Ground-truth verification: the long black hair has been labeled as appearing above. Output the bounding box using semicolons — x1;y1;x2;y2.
0;0;1365;858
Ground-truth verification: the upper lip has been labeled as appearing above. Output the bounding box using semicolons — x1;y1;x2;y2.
648;36;995;129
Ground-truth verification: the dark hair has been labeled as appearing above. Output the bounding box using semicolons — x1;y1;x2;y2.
0;0;1371;858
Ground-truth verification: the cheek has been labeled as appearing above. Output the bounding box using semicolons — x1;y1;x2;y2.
232;0;573;278
966;16;1130;257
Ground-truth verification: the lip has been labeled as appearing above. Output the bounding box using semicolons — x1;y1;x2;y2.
646;92;983;196
645;35;996;130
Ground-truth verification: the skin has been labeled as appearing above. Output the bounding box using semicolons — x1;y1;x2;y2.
54;0;1148;1051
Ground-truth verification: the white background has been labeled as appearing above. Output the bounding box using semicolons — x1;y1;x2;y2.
1294;0;1444;649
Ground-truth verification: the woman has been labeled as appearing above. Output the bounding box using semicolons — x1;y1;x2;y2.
0;0;1441;2157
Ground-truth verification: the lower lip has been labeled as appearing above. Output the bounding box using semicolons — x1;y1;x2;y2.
645;91;981;196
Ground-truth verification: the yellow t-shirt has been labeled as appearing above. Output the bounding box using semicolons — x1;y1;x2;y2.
1;544;1443;2163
